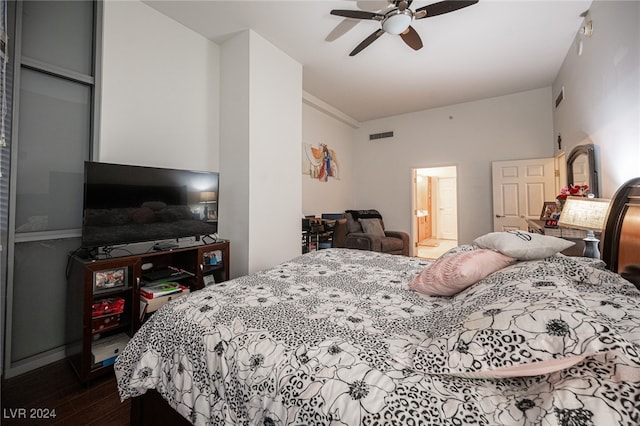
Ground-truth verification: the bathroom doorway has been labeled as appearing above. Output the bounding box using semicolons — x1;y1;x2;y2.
412;166;458;259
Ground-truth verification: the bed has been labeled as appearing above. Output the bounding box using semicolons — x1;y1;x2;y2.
115;178;640;425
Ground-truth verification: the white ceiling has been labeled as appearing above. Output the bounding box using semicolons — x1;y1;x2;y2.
144;0;592;122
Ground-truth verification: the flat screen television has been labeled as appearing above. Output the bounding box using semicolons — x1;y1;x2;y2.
81;161;219;249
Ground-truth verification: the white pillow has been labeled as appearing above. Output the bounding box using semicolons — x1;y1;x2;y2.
473;231;574;260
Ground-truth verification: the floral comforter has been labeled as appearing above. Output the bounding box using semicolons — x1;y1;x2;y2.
115;247;640;425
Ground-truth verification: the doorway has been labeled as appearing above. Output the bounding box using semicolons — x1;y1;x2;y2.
412;166;458;259
491;158;556;231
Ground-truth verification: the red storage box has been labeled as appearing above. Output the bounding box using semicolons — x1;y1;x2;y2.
92;314;121;333
92;297;125;318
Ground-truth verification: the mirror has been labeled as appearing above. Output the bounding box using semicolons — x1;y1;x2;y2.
566;144;600;197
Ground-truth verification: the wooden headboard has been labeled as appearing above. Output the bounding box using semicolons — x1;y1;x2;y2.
601;177;640;273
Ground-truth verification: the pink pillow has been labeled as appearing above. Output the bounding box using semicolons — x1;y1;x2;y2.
410;249;516;296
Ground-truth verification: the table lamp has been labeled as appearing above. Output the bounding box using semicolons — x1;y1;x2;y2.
558;196;610;258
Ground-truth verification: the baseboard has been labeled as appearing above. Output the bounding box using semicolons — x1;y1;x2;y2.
3;347;66;380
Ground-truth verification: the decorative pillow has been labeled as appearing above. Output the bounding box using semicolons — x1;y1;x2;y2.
345;213;363;234
410;249;516;296
345;209;383;220
359;218;385;237
399;279;638;378
473;230;574;260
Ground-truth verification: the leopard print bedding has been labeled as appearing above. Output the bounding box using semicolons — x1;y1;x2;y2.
115;247;640;425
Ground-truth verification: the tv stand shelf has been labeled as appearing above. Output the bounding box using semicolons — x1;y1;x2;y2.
66;240;230;383
141;267;195;285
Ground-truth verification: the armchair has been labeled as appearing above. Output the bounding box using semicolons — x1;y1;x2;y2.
332;209;410;256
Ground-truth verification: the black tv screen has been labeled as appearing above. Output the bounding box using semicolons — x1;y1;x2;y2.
81;162;219;248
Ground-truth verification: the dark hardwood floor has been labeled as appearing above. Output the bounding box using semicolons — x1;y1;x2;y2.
1;359;130;425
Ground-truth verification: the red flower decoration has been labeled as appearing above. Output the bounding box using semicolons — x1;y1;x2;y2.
557;184;589;200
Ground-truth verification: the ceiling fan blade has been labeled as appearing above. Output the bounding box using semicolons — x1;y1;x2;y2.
350;29;385;56
414;0;478;19
330;9;384;20
400;26;423;50
325;19;360;42
356;1;390;11
391;0;414;9
327;2;387;42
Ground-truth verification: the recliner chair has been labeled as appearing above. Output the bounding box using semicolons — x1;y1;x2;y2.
332;209;409;256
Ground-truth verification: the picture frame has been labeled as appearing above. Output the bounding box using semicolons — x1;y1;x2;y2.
93;267;128;293
203;250;223;266
540;201;561;226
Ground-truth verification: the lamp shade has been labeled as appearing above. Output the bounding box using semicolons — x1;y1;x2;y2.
382;10;412;35
199;191;217;203
558;197;610;231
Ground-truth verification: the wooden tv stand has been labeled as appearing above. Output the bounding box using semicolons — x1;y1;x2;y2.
65;240;230;383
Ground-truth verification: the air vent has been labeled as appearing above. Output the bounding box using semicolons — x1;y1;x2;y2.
369;131;394;140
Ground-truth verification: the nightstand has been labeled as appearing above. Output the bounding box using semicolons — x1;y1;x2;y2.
526;219;602;257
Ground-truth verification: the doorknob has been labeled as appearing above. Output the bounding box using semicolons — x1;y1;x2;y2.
495;214;505;218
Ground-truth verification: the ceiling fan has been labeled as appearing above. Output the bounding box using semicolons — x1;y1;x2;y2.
330;0;479;56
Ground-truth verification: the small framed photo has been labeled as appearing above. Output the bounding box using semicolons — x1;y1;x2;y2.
540;202;561;221
94;267;128;293
203;250;222;266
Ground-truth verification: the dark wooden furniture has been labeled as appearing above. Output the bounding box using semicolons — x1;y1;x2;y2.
132;390;192;426
526;219;601;257
302;217;335;253
66;256;139;384
620;265;640;290
567;144;600;197
66;240;230;383
601;177;640;272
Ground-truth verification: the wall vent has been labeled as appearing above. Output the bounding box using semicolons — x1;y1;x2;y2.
369;131;394;140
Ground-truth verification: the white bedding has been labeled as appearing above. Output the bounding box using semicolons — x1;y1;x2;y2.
115;247;640;425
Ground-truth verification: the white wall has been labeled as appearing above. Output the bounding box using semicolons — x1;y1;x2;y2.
353;87;555;245
553;0;640;197
219;31;250;278
100;0;220;172
98;0;639;271
301;103;355;216
220;30;302;277
248;31;302;274
101;3;301;278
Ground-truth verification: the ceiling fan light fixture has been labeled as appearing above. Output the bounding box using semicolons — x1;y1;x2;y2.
330;0;478;56
382;10;412;35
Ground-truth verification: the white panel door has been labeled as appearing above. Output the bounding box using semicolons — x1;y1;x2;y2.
437;177;458;240
492;158;555;231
